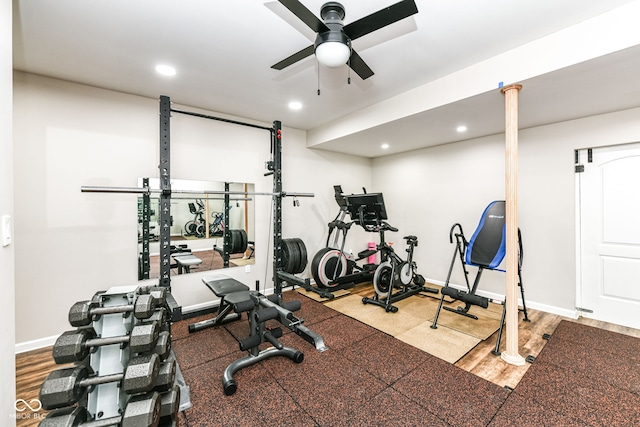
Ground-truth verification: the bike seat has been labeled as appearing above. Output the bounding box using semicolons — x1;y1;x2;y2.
404;235;417;242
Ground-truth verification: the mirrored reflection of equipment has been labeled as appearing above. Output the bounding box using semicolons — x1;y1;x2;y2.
310;186;382;298
209;210;225;236
184;200;207;238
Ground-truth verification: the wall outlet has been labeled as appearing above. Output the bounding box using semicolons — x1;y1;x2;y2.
1;215;11;247
245;265;251;273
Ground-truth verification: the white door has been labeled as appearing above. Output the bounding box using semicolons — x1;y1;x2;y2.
578;143;640;329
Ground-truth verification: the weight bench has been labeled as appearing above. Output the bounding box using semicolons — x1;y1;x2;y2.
221;289;304;395
186;274;305;395
430;201;529;353
172;253;202;274
188;275;250;333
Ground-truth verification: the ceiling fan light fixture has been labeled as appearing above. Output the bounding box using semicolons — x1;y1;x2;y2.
272;0;418;81
315;31;351;68
315;41;351;67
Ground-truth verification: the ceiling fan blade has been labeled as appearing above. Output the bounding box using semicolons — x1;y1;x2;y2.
278;0;330;33
348;50;374;80
343;0;418;41
271;44;315;70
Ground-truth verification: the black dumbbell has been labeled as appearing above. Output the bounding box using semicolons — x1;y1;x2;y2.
39;391;160;427
153;331;171;361
69;294;156;327
53;322;160;364
159;384;181;424
147;307;167;325
138;286;167;307
155;359;176;393
40;353;160;410
90;291;106;304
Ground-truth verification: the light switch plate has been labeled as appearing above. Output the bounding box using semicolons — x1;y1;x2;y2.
1;215;11;247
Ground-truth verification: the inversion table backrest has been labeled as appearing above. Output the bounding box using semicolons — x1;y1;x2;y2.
465;200;506;269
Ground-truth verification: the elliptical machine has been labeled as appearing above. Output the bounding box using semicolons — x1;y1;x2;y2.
184;199;207;237
310;186;380;297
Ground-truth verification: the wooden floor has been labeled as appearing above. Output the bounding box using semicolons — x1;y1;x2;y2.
342;282;640;389
15;287;640;426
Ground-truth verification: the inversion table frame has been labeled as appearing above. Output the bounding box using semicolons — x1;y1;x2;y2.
430;201;530;354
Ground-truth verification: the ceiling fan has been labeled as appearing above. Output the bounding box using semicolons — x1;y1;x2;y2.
271;0;419;80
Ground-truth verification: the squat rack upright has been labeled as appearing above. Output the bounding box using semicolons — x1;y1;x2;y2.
82;95;323;348
161;96;313;296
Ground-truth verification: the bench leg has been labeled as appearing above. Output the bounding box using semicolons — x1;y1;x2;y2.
187;301;241;333
222;347;303;396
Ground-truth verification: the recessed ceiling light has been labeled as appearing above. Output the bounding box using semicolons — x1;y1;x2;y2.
381;143;390;149
456;125;467;132
155;64;176;76
288;101;302;110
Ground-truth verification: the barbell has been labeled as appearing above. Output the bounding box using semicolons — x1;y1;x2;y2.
81;185;313;198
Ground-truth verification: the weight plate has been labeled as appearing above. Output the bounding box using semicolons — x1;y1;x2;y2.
294;238;308;273
281;239;298;273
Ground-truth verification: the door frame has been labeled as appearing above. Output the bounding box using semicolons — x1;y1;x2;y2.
574;141;640;323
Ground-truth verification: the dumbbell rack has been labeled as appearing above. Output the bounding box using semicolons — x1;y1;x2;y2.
39;285;187;426
89;287;135;419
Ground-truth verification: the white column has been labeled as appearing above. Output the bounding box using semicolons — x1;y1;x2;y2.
500;84;525;366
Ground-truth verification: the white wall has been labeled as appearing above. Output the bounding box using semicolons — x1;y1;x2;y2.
373;106;640;316
1;0;16;423
17;71;640;350
13;72;372;348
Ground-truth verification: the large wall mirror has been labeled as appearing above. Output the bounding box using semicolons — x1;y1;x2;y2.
137;178;255;280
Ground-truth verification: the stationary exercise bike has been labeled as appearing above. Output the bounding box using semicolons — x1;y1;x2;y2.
362;221;438;312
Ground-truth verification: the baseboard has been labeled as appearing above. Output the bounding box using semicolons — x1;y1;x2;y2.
424;277;579;320
15;335;59;354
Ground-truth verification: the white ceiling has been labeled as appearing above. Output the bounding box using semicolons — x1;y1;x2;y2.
12;0;640;158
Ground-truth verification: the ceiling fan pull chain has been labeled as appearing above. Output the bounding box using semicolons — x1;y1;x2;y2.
317;62;321;96
347;57;351;85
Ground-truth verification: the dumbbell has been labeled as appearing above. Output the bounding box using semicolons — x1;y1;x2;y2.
53;322;160;364
90;291;106;304
147;307;167;325
153;331;171;362
39;391;160;427
138;286;167;307
138;307;170;355
159;384;181;424
40;354;160;410
69;294;156;327
155;359;176;392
